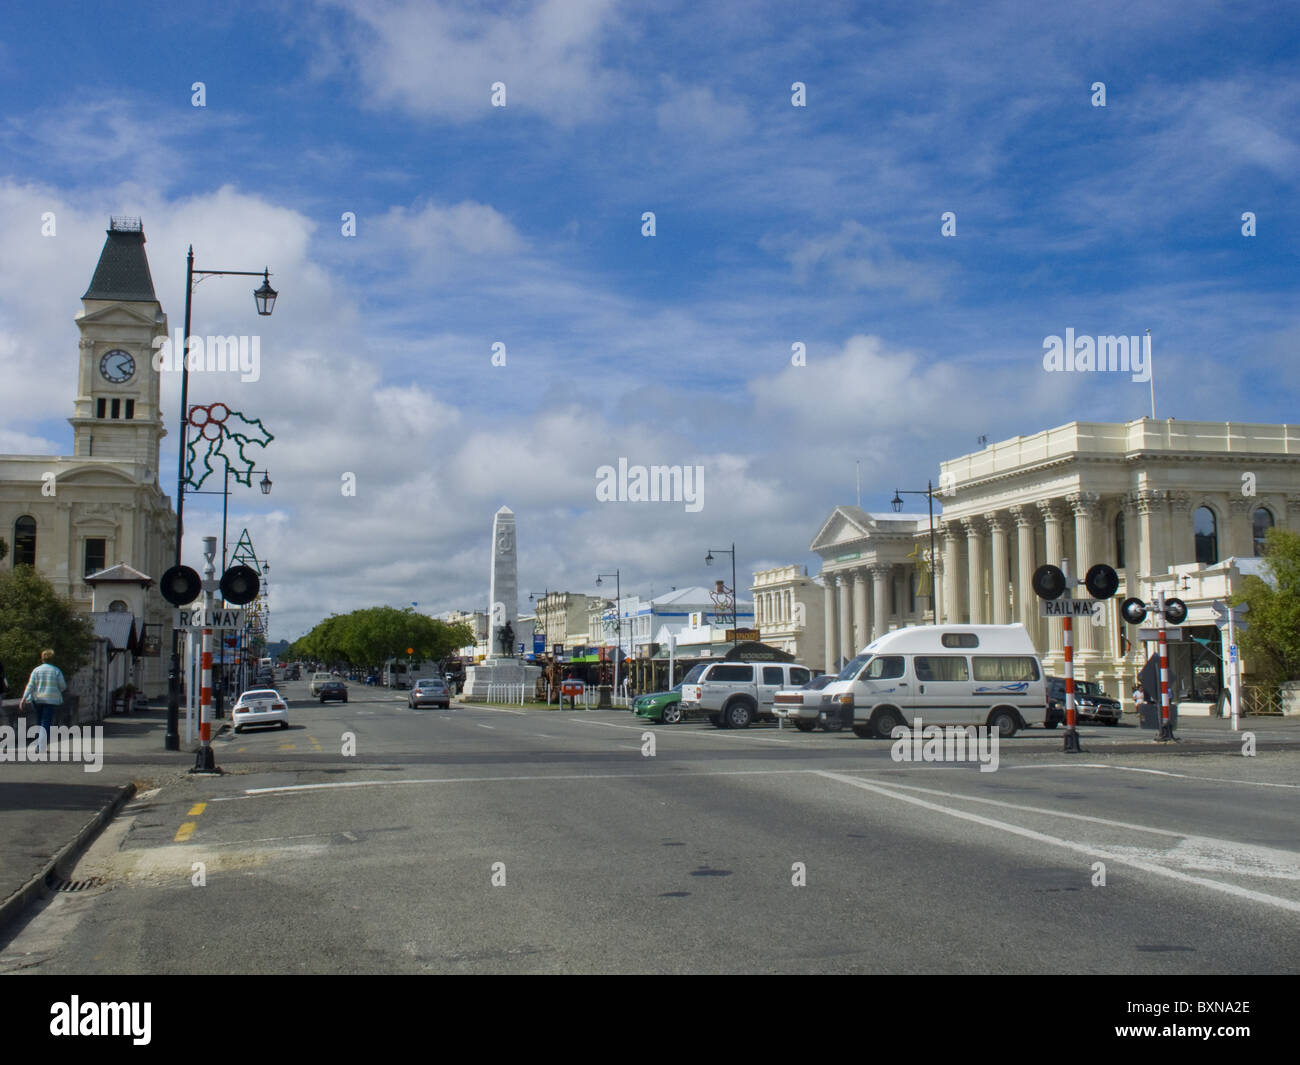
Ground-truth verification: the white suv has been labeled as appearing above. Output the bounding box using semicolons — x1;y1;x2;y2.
679;660;814;728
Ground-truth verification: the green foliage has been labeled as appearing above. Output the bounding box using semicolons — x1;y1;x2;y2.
1232;527;1300;686
290;607;473;670
0;565;96;694
0;537;8;562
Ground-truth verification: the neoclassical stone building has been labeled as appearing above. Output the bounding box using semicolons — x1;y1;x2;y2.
813;419;1300;709
0;218;176;695
752;564;826;666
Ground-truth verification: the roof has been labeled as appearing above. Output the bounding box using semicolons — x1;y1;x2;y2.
83;220;157;302
860;623;1036;657
91;612;140;652
84;562;152;585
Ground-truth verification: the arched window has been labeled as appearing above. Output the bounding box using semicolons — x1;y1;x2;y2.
108;599;129;613
1253;507;1275;556
13;516;35;567
1194;506;1218;565
1114;512;1126;569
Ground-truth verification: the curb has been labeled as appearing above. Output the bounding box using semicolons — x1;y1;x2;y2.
0;781;137;939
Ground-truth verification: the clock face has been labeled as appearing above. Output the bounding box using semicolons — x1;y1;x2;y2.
99;349;135;383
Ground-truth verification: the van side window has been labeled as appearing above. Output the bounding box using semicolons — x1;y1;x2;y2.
708;665;752;683
762;666;784;685
864;656;905;680
914;656;969;682
941;633;980;648
789;667;810;686
972;656;1041;682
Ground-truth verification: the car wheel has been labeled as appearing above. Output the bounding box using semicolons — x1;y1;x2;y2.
989;708;1019;738
725;701;754;729
795;720;817;732
710;712;726;729
662;704;682;725
1044;720;1058;729
871;707;904;739
280;721;289;730
821;713;844;733
852;724;873;738
233;725;242;734
342;696;348;703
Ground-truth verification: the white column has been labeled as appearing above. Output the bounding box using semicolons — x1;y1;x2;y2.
823;575;838;673
1037;499;1066;659
838;573;854;666
962;517;986;624
1069;492;1102;661
940;522;961;624
852;568;870;651
1009;504;1040;648
986;511;1010;625
870;563;891;640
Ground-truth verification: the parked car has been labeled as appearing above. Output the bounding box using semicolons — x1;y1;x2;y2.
231;688;289;733
319;680;348;704
408;677;451;709
309;671;334;696
633;683;684;723
1045;676;1121;725
679;660;814;728
772;673;841;731
365;674;379;686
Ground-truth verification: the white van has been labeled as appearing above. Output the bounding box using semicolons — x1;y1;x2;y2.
823;624;1047;739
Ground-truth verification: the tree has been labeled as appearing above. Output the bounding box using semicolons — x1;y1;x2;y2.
0;565;96;695
1232;527;1300;687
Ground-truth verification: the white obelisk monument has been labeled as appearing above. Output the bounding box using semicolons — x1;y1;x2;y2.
462;506;539;700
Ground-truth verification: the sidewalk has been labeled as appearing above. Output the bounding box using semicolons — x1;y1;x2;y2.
0;700;223;937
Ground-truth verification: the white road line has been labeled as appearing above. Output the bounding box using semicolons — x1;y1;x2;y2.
228;767;817;797
815;770;1300;915
475;723;497;730
468;704;527;715
1002;762;1300;790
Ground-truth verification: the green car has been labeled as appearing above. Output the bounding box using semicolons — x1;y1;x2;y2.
633;683;684;724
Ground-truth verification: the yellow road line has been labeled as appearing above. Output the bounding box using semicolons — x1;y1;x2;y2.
174;822;197;842
187;802;206;816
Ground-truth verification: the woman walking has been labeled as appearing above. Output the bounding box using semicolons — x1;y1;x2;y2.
20;649;66;753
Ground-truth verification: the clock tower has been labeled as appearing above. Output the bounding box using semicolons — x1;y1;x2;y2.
70;217;167;477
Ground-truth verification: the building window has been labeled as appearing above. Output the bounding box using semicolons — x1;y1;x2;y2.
125;399;135;419
890;576;897;616
1114;512;1126;569
110;398;121;418
13;516;36;566
908;573;917;614
84;538;106;576
1253;508;1274;556
96;397;107;418
1194;506;1218;565
108;599;129;613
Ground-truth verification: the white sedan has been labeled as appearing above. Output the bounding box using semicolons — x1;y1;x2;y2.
231;688;289;734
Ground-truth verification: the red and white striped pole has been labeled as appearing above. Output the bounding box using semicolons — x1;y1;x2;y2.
201;626;213;748
1156;590;1174;742
193;535;219;772
1062;559;1082;753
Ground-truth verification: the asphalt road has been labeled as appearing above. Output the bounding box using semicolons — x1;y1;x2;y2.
2;680;1297;974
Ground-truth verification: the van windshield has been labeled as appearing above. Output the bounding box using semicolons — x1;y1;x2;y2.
837;653;872;681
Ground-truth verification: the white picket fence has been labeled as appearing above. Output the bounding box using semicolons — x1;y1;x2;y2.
484;683;527;706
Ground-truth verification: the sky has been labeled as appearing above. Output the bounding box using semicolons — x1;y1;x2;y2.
1;0;1297;642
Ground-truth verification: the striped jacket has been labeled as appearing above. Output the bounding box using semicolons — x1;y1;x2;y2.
22;663;66;705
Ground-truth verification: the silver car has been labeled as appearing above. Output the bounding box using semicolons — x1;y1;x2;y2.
408;677;451;709
231;688;289;733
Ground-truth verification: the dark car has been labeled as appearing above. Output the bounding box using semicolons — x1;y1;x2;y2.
1045;677;1121;726
319;680;349;704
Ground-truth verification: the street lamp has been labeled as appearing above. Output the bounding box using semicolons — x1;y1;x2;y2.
891;482;939;626
705;544;738;651
529;590;553;701
166;248;278;752
596;572;622;696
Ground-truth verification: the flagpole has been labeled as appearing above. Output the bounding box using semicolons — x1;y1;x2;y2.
1147;328;1155;419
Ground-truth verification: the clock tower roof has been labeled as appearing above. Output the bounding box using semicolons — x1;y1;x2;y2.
83;217;157;303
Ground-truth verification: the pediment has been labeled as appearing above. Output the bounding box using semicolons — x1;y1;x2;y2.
77;303;162;329
58;464;140;487
810;506;873;554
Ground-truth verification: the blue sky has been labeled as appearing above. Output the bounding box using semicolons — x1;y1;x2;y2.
1;0;1297;640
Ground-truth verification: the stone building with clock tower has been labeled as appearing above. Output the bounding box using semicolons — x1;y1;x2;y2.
0;217;176;698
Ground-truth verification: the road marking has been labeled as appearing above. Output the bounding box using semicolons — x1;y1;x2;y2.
471;704;527;715
278;743;296;750
173;822;197;842
815;771;1300;915
1004;762;1300;790
309;735;323;752
227;767;818;798
476;723;497;730
186;803;206;817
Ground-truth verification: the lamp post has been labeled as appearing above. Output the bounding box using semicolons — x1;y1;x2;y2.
529;590;552;702
891;482;939;626
596;572;622;697
165;250;277;751
705;544;738;651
